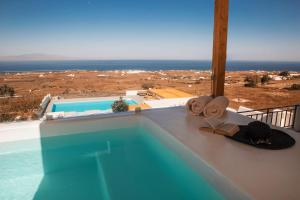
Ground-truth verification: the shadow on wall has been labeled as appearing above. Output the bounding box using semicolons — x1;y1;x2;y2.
33;121;113;200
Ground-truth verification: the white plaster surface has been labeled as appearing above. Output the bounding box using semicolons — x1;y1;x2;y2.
145;97;193;108
0;120;41;143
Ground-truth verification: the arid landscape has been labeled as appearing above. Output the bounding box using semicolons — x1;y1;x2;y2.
1;70;300;121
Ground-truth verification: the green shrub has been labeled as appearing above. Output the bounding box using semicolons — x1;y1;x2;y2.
244;75;259;87
0;113;15;122
141;83;154;90
291;84;300;90
244;81;256;87
0;84;15;97
261;74;271;84
31;112;40;120
279;71;290;77
112;97;129;112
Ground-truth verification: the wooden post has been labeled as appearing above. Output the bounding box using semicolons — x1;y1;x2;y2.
211;0;229;97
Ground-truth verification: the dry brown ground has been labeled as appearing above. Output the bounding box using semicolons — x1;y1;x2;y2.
1;70;299;121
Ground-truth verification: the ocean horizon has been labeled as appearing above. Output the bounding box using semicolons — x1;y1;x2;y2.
0;60;299;72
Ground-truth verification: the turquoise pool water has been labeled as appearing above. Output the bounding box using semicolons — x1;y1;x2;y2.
52;99;137;112
0;126;228;200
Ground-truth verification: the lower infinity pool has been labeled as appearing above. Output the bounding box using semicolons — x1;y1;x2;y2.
51;99;137;112
0;117;247;200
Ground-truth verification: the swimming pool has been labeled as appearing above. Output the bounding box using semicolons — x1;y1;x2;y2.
51;99;137;112
0;116;247;200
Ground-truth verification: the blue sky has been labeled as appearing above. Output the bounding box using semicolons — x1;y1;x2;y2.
0;0;299;61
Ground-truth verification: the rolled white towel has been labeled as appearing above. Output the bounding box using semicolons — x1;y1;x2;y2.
186;96;213;116
203;96;229;118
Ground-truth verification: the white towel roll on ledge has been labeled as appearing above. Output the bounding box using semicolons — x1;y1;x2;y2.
203;96;229;118
186;96;213;116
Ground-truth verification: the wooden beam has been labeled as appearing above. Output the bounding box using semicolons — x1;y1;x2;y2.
211;0;229;97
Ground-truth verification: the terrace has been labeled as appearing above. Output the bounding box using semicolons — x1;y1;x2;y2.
1;107;300;199
0;0;299;199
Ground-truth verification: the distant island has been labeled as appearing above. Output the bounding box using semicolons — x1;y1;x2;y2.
0;53;75;61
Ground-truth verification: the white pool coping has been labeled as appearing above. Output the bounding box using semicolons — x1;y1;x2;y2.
0;120;41;143
0;107;299;200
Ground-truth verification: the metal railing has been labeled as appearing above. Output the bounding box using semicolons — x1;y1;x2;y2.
237;105;299;128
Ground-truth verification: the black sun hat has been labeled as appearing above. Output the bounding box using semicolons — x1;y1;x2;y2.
226;121;295;150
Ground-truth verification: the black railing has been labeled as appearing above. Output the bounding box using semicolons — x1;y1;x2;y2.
237;105;299;128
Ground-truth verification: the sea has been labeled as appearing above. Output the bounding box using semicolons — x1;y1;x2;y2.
0;60;299;72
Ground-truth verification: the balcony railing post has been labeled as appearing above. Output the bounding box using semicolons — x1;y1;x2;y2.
266;108;270;124
293;104;300;132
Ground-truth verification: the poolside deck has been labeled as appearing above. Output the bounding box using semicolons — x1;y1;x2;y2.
0;108;299;199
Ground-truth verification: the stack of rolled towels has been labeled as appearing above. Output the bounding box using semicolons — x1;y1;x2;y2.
186;96;239;136
186;96;229;118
